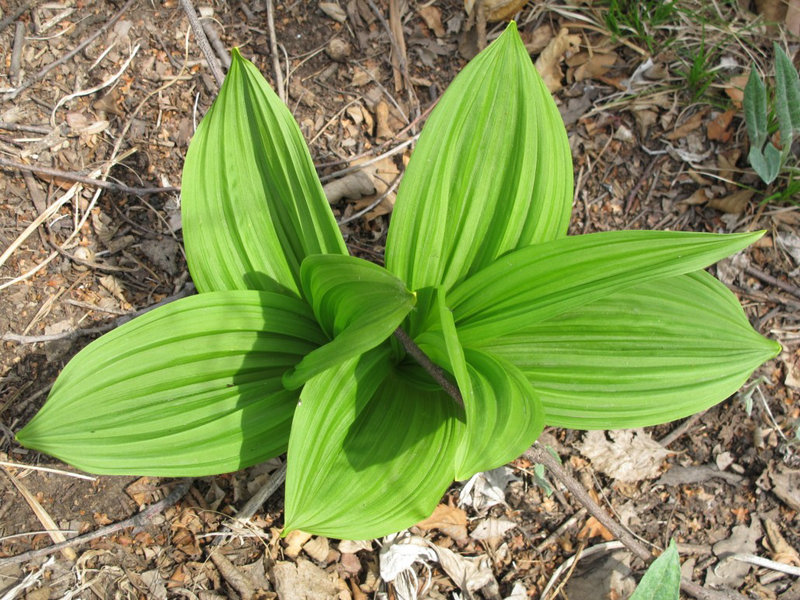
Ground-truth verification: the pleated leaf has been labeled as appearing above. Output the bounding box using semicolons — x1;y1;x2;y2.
385;22;572;297
182;49;346;295
284;346;463;539
481;271;781;429
415;289;544;480
449;230;762;346
16;292;326;475
282;255;416;389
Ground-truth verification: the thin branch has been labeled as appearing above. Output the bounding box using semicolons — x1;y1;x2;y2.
179;0;225;88
392;328;464;407
0;157;179;196
745;265;800;300
265;0;285;103
0;479;192;567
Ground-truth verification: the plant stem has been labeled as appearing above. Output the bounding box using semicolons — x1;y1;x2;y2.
392;328;464;407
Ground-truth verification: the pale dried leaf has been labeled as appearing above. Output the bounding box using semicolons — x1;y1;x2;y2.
706;519;763;587
319;2;347;23
303;536;331;564
464;0;527;21
765;519;800;566
578;430;669;482
284;530;313;559
574;52;618;81
430;544;496;593
469;518;517;544
378;533;437;582
273;559;339;600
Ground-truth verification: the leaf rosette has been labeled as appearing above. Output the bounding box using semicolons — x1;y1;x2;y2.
17;24;780;539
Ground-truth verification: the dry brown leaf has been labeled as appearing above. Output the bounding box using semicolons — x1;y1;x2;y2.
284;529;313;559
666;109;708;140
274;560;341;600
524;25;553;54
787;0;800;35
418;5;445;36
681;188;711;206
416;503;469;542
574;52;618;81
125;476;160;506
535;28;580;92
708;189;754;214
726;73;749;107
717;149;741;182
755;0;787;22
322;171;375;204
764;519;800;566
375;100;393;139
578;516;614;541
319;2;347;23
303;536;331;564
464;0;527;21
707;108;737;142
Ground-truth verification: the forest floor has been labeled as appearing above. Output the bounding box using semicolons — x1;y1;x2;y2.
1;0;799;599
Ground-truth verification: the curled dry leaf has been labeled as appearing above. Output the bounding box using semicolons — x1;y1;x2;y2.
573;52;618;82
707;108;737;142
534;28;580;92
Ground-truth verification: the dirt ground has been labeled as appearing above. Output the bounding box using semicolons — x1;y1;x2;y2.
1;0;799;598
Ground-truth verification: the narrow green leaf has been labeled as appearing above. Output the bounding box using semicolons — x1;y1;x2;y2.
482;271;781;429
16;292;326;475
449;230;763;346
630;540;681;600
386;22;572;299
744;67;768;148
182;49;347;295
774;43;800;145
284;347;463;539
282;255;416;389
415;289;544;480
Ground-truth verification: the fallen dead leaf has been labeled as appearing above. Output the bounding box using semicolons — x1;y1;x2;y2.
416;503;469;543
706;519;762;588
535;27;580;92
682;188;711;206
787;0;800;35
418;5;445;36
464;0;527;21
578;430;670;482
350;156;401;220
303;536;331;564
666;109;709;140
273;559;340;600
523;25;553;54
764;519;800;566
573;52;618;81
284;530;312;559
708;189;754;214
707;108;737;142
469;517;517;548
318;2;347;23
577;516;615;541
725;73;749;107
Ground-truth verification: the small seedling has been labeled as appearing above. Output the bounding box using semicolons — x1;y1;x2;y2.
17;24;780;540
744;44;800;186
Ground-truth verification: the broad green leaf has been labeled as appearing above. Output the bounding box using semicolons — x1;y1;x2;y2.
774;43;800;146
386;22;572;299
282;255;416;389
749;145;781;185
449;230;762;346
415;289;543;480
16;292;326;475
744;67;768;148
284;346;463;539
182;49;346;295
630;540;680;600
481;271;781;429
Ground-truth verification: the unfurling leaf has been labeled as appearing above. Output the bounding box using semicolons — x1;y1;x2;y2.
182;49;347;295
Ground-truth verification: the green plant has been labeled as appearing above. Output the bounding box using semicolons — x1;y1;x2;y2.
630;540;680;600
603;0;677;54
744;43;800;185
16;24;779;540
